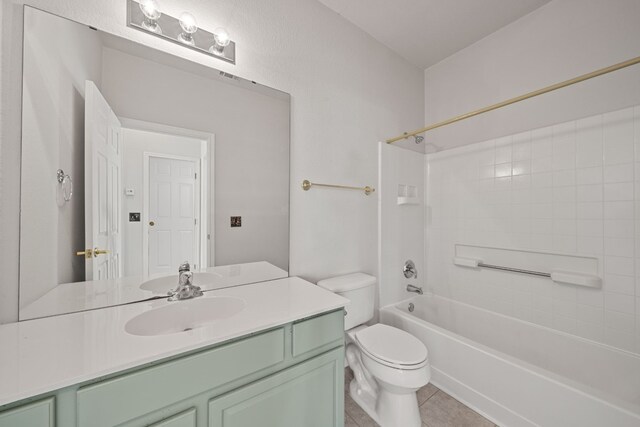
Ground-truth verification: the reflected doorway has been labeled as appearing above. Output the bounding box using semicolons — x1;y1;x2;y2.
120;120;213;278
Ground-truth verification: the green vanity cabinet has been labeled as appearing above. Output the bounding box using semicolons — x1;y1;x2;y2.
149;409;197;427
0;309;345;427
0;398;54;427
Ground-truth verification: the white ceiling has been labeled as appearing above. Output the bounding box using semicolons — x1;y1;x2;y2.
317;0;551;69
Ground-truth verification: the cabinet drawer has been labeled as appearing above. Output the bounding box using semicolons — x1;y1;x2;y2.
0;397;54;427
292;310;344;357
77;328;285;427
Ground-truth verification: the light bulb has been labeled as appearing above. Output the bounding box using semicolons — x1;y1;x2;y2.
178;12;198;45
139;0;162;34
213;28;230;47
210;27;230;55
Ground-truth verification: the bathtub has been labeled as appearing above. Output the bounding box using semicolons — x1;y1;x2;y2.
380;294;640;427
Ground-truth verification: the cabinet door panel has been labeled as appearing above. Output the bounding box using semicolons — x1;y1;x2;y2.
0;398;54;427
209;348;344;427
150;408;196;427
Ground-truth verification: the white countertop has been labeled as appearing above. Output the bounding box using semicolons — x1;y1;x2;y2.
0;277;347;407
20;261;288;320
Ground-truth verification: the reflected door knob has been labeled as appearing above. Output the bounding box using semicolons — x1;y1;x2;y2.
76;249;93;259
149;221;155;226
93;248;109;257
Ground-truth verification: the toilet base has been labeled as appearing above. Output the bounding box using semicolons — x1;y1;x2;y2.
349;378;380;424
349;378;422;427
345;332;427;427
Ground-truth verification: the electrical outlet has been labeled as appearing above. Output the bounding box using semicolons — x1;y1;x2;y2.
230;216;242;227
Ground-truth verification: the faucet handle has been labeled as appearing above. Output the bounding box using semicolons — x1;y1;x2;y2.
403;260;417;279
179;270;193;286
178;261;191;273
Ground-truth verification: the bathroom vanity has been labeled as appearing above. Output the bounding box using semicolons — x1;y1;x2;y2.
0;277;347;426
0;6;349;425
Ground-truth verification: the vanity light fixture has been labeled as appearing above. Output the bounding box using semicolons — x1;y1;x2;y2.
178;12;197;45
126;0;236;64
139;0;162;34
210;27;230;55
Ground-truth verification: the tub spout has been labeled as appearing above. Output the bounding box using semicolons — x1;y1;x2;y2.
406;284;423;295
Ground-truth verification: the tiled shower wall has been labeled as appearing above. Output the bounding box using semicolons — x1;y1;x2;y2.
425;105;640;354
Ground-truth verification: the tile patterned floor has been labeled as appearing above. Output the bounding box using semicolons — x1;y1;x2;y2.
344;368;496;427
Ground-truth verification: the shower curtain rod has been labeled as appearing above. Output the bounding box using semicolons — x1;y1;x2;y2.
386;55;640;144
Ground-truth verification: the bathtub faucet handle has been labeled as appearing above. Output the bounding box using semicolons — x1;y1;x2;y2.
406;284;423;295
403;260;418;279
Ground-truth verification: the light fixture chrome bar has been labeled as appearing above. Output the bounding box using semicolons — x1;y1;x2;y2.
477;262;551;278
126;0;236;64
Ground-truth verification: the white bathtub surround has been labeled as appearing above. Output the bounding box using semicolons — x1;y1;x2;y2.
379;143;425;309
0;277;347;406
426;105;640;355
381;294;640;427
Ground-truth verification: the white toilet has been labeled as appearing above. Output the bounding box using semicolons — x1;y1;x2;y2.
317;273;430;427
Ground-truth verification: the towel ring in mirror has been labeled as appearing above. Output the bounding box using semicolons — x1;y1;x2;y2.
57;169;73;202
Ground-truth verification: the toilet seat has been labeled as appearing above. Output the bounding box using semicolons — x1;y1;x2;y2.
355;324;428;370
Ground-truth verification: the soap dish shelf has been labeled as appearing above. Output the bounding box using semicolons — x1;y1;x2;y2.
397;196;420;205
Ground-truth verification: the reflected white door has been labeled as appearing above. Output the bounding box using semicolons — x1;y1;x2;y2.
148;156;199;276
84;81;122;281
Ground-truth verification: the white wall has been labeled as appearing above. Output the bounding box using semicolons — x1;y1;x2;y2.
0;0;424;323
426;106;640;354
121;128;204;276
19;7;103;307
101;47;290;272
423;0;640;150
423;0;640;354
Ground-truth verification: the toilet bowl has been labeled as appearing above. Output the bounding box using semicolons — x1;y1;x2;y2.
346;324;430;427
316;273;430;427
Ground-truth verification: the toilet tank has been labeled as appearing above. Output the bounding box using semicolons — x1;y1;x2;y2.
317;273;376;330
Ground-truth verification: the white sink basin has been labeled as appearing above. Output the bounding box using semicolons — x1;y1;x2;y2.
140;272;222;293
125;296;246;336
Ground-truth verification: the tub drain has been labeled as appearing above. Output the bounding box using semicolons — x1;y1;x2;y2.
408;303;415;312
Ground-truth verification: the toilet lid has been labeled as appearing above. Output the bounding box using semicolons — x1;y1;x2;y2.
355;324;428;367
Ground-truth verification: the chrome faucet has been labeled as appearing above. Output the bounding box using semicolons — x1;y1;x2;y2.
406;284;423;295
168;261;203;301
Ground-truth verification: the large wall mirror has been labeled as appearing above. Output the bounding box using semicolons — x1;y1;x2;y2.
19;6;290;320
